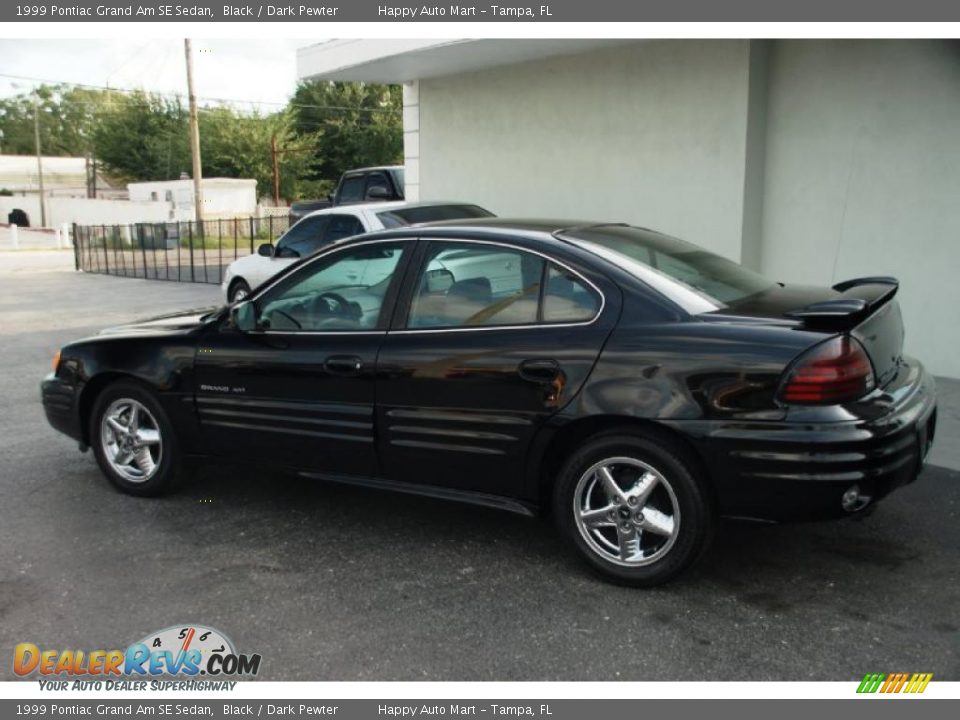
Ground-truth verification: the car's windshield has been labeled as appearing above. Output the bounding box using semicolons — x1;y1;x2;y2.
376;204;493;229
276;216;326;257
564;225;775;313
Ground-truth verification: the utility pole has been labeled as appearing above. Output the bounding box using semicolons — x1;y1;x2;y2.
184;39;203;226
271;134;281;206
32;93;47;227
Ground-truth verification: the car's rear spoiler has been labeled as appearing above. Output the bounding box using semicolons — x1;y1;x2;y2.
784;277;899;328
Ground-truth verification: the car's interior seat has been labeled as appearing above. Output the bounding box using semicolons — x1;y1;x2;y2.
448;277;493;305
441;277;493;325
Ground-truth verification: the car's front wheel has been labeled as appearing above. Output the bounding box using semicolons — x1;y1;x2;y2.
90;381;181;497
228;278;251;303
553;431;713;587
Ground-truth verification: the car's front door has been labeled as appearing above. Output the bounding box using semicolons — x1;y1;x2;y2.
195;240;412;476
375;238;618;498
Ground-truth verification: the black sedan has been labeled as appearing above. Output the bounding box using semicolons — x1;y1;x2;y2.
41;220;937;585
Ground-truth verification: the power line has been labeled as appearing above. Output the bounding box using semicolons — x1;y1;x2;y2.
0;72;401;113
104;40;154;86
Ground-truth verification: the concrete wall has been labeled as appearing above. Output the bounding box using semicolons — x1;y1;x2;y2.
0;224;67;250
760;41;960;377
418;41;755;262
128;179;258;221
0;196;171;229
416;39;960;377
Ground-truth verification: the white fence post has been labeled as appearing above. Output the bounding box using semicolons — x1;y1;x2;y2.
60;223;71;248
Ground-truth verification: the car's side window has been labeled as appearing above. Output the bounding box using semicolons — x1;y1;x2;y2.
275;216;328;258
406;243;602;330
542;263;601;322
407;243;544;329
338;176;365;203
322;214;365;244
256;243;405;332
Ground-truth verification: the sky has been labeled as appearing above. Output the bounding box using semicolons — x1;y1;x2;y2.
0;39;313;109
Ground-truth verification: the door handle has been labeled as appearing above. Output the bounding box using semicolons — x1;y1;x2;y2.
324;355;364;377
518;358;560;383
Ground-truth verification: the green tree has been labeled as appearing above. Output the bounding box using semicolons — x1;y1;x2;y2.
199;107;319;202
90;90;190;182
0;84;105;157
289;81;403;190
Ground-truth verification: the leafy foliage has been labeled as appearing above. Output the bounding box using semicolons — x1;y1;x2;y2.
91;91;191;182
0;80;403;202
289;81;404;190
0;84;105;157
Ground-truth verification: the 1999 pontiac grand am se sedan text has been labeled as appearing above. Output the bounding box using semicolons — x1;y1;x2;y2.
41;220;937;585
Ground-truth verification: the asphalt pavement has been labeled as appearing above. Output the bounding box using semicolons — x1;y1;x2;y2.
1;251;957;681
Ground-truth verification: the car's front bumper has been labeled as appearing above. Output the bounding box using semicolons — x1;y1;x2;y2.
41;372;84;443
687;358;937;522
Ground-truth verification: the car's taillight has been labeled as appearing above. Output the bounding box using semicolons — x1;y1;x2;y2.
779;336;875;405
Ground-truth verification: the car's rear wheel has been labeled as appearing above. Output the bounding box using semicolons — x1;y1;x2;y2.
228;278;251;303
90;381;181;497
553;432;712;587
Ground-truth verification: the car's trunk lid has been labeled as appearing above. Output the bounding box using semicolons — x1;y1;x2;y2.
704;277;904;388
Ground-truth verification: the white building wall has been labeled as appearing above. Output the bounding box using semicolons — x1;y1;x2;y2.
402;81;421;202
418;41;755;262
128;179;258;220
760;40;960;377
0;196;170;229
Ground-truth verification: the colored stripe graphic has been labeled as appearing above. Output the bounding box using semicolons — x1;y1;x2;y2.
857;672;932;694
857;673;885;693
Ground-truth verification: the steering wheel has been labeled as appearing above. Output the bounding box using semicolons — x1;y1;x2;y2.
311;291;358;318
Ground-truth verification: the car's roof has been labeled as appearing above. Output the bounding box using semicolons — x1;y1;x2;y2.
351;218;638;253
363;217;626;239
301;200;487;221
342;165;404;174
418;217;610;234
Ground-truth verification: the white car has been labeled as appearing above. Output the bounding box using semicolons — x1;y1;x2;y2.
221;201;493;303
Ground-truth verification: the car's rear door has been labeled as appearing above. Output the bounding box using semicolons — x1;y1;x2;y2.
374;237;619;499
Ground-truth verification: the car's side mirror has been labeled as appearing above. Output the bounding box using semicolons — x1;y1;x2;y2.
231;301;257;332
257;243;275;258
366;185;392;200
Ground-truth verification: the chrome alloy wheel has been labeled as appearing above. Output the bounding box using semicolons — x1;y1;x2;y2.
232;287;248;302
99;398;163;483
573;456;680;567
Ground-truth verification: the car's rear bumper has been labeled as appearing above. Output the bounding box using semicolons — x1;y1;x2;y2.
681;359;937;522
41;372;84;443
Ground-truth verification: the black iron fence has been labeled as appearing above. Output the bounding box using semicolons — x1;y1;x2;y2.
72;214;291;285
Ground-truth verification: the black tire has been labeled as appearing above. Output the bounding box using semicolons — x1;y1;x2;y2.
553;431;713;587
228;278;251;303
90;380;182;497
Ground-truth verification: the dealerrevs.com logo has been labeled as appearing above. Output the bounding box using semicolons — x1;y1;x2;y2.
14;625;261;681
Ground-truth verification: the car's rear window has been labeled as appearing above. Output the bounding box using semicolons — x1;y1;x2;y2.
391;167;405;194
565;225;775;312
376;204;493;229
